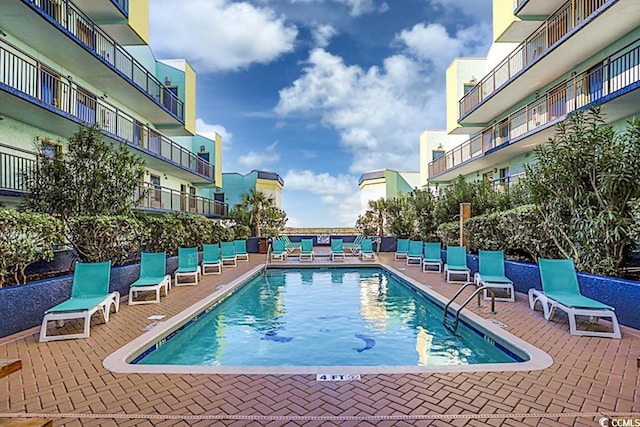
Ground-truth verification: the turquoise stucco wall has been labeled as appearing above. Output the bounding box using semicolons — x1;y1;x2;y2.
222;172;258;208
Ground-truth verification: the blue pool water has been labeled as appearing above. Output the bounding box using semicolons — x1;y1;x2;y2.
135;268;521;367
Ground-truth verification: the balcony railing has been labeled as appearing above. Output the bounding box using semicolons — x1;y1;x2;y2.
0;39;213;181
112;0;128;13
0;145;36;193
459;0;607;119
430;39;640;179
0;148;226;216
24;0;183;121
492;171;526;192
135;183;228;217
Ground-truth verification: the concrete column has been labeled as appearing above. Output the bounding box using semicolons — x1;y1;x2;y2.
460;203;471;248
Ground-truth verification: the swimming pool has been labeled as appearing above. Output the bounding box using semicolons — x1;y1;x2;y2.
104;265;553;374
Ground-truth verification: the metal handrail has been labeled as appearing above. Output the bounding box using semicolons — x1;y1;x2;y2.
24;0;183;120
459;0;608;118
443;284;496;334
0;38;214;181
429;38;640;179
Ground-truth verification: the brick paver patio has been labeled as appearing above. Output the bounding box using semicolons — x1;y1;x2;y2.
1;252;639;426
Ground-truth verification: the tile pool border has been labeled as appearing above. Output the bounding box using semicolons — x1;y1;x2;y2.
103;262;553;375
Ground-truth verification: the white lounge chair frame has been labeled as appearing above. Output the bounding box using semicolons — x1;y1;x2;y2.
474;273;514;302
299;239;314;261
129;277;170;305
174;248;201;286
40;292;120;342
331;239;345;261
234;240;249;262
528;289;621;338
270;240;287;262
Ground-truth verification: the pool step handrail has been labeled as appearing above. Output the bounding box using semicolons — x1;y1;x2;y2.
443;284;496;334
264;240;272;273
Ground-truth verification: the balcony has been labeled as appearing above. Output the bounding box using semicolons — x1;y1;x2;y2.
135;183;228;218
514;0;566;16
0;0;184;131
458;0;640;129
0;144;35;196
0;148;226;217
430;39;640;181
0;39;213;184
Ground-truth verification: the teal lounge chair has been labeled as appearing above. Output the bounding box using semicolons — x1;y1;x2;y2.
406;240;423;266
220;241;237;267
344;235;364;255
421;242;442;273
234;239;249;262
359;238;375;260
271;239;287;261
395;238;409;260
331;238;345;261
202;243;222;275
129;252;171;305
174;247;201;286
300;239;314;261
282;235;302;254
39;261;120;342
474;250;514;302
444;246;470;283
529;258;621;338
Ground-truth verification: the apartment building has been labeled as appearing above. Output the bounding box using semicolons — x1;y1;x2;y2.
423;0;640;190
0;0;227;217
359;169;420;214
221;170;285;210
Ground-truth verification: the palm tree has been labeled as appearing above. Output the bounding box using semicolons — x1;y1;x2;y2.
241;189;274;237
368;198;387;237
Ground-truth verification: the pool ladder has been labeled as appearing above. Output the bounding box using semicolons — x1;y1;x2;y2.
263;241;272;273
443;282;496;334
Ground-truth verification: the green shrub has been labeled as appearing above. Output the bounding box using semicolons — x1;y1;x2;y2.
67;216;141;265
212;223;235;243
231;224;251;240
436;221;459;247
0;210;62;287
526;108;640;275
136;213;185;256
463;211;504;253
501;204;559;261
173;213;215;249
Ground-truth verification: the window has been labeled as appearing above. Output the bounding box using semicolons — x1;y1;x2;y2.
150;175;162;207
432;150;444;161
76;88;96;124
189;186;197;211
463;83;475;95
41;140;62;159
148;130;160;154
41;67;60;108
163;86;179;114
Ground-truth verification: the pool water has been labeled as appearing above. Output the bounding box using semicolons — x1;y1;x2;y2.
135;268;519;367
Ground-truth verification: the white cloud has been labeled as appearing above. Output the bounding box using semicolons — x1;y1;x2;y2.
150;0;298;72
196;118;232;147
238;141;280;169
311;24;337;48
288;0;382;16
283;169;358;195
275;22;491;174
396;22;491;67
282;170;361;226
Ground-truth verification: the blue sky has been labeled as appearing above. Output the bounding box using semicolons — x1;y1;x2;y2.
148;0;493;227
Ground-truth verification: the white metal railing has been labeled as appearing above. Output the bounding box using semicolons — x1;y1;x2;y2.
0;38;214;181
460;0;607;118
429;39;640;179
